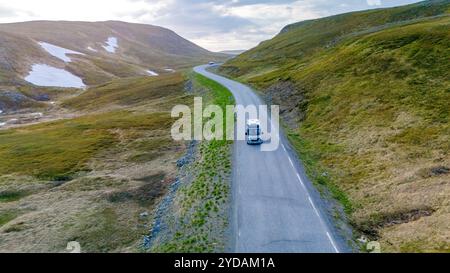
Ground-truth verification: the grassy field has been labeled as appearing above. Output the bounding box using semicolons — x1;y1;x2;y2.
0;73;189;252
150;72;234;252
221;0;450;79
220;1;450;252
0;111;173;180
63;73;187;111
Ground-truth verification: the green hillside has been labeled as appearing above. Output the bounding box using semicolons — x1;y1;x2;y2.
0;73;189;252
62;73;186;111
222;0;449;78
220;0;450;252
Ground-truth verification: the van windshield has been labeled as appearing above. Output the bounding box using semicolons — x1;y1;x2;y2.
248;128;259;135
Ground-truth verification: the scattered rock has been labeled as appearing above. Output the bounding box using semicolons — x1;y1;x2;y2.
430;166;449;176
176;140;197;167
263;81;307;129
143;178;182;248
418;166;450;178
184;80;193;93
34;94;50;101
358;207;435;239
144;141;197;249
0;90;38;113
140;212;149;218
6;118;19;125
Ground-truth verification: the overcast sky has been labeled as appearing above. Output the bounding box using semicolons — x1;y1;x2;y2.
0;0;422;51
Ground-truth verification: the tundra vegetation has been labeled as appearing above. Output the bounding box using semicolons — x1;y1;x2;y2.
149;73;234;252
0;19;230;253
220;0;450;252
0;74;193;252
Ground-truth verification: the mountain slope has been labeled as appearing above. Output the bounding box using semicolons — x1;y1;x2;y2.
222;0;450;78
0;20;226;116
0;73;189;252
220;0;450;252
0;20;214;62
0;20;225;87
0;21;229;252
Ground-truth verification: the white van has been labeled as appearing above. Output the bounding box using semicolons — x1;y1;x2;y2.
245;119;263;145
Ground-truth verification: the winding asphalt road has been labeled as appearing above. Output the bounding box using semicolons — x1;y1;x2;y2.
194;64;344;253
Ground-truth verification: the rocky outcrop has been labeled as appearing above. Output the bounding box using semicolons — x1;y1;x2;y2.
0;90;39;113
263;81;308;129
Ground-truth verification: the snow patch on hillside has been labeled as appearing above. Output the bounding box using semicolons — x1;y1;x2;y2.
147;70;159;76
25;64;85;88
38;42;84;62
103;37;118;53
164;68;175;73
87;46;97;52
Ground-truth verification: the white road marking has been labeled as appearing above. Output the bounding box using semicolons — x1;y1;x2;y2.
309;196;340;253
197;65;340;254
296;173;307;190
237;166;242;195
284;147;308;191
308;197;320;218
326;232;340;253
288;157;294;168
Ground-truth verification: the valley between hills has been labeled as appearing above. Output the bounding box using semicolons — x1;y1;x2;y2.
0;0;449;253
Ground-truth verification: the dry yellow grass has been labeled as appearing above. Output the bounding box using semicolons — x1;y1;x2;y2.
0;74;189;252
221;7;450;252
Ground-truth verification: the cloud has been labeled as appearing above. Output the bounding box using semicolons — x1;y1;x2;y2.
135;0;328;50
0;0;422;51
0;3;35;19
0;5;16;17
367;0;382;6
132;0;421;51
